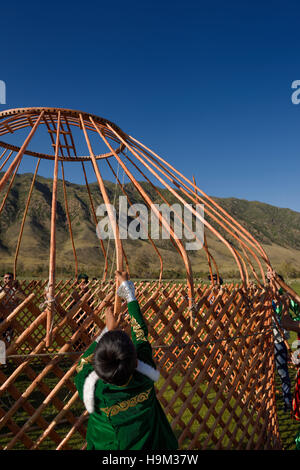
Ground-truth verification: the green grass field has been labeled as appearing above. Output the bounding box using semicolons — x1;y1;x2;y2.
1;363;297;450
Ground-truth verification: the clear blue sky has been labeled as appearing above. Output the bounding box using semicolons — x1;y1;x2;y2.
1;0;300;211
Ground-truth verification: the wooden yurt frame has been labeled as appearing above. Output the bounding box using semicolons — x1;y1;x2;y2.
0;107;299;450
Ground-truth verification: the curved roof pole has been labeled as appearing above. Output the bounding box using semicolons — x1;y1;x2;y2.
0;110;44;193
131;145;259;284
237;236;263;288
60;114;109;282
170;165;264;283
129;136;270;265
0;150;13;172
0;148;7;160
173;178;255;284
0;156;22;216
177;164;264;283
104;162;131;278
81;161;108;281
192;176;219;285
119;152;185;278
44;114;77;282
47;111;61;347
120;150;200;284
106;124;247;287
124;152;248;290
79;114;124;315
90;119;196;324
61;161;78;280
121;244;131;279
14;158;41;279
106;158;163;284
203;232;222;286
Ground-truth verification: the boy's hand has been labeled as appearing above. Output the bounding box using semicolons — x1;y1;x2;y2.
105;305;124;331
115;271;129;285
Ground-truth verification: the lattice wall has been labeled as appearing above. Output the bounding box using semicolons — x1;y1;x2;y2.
0;279;281;450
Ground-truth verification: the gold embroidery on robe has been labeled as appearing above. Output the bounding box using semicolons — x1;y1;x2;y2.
131;317;147;342
76;353;94;373
100;388;152;417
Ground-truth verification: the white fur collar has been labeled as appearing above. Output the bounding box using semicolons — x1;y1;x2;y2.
136;360;160;382
83;371;99;414
83;360;160;414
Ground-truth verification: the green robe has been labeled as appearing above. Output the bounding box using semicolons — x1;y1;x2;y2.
74;300;178;450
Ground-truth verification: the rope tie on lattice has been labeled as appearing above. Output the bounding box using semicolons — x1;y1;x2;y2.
39;281;55;310
38;296;56;341
37;281;57;339
184;295;198;313
186;296;198;312
185;296;198;327
39;297;56;311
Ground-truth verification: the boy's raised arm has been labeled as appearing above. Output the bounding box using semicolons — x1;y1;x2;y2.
116;271;155;368
116;276;148;344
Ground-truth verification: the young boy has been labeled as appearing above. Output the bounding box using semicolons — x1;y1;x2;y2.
74;271;178;450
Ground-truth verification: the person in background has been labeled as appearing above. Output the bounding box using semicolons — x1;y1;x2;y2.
270;274;293;412
266;268;300;448
78;273;89;294
207;273;223;306
0;273;24;344
0;273;17;299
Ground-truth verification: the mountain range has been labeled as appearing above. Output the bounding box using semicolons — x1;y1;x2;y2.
0;172;299;280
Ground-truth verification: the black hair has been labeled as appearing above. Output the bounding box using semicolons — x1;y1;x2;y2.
78;273;89;283
93;330;137;386
4;272;13;278
208;274;223;285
